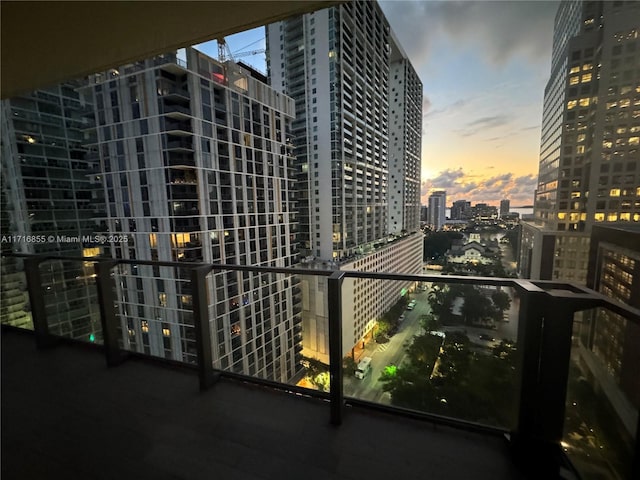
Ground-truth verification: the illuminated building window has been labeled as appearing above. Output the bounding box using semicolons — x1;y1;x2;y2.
162;328;171;337
171;233;190;247
594;213;605;221
567;100;577;109
159;293;167;307
607;213;618;221
570;66;580;74
629;136;639;146
571;191;581;198
141;321;149;333
579;97;590;107
570;76;579;85
149;233;157;248
610;188;621;196
577;134;586;142
557;212;567;220
581;73;592;83
582;63;593;71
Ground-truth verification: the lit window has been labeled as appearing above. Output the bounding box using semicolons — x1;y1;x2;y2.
567;100;577;110
570;66;580;74
629;136;640;146
579;97;590;107
577;134;586;142
159;293;167;307
607;213;618;222
570;76;579;85
141;321;149;333
580;213;587;221
582;63;593;71
557;212;567;220
581;73;592;83
571;192;581;198
620;213;631;221
620;99;631;108
576;145;585;154
594;213;605;221
149;234;157;248
607;101;617;109
162;328;171;337
610;188;621;196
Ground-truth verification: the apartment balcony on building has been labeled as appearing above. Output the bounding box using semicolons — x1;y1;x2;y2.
2;253;639;480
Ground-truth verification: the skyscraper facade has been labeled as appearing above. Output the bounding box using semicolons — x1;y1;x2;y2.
388;31;423;235
1;83;103;338
267;1;423;362
428;190;446;230
86;48;303;382
451;199;471;220
499;199;510;217
520;0;640;283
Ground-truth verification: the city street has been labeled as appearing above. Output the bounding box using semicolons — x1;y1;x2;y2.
342;286;520;405
344;290;432;404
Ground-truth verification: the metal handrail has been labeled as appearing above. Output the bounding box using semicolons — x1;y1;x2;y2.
2;252;638;478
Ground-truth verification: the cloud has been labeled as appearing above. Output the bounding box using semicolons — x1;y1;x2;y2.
456;114;511;137
421;169;537;206
380;0;558;69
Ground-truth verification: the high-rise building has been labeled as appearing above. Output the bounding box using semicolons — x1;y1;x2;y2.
1;83;103;338
451;200;471;220
520;0;640;284
428;190;446;230
499;199;510;218
388;31;423;235
267;1;423;362
420;205;428;223
85;48;302;382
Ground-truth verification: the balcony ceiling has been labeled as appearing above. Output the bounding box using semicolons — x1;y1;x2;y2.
0;0;342;99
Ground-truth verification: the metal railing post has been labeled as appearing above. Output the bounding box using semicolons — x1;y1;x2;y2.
513;288;545;444
94;260;127;366
537;298;576;443
23;256;56;348
328;270;345;425
191;265;218;391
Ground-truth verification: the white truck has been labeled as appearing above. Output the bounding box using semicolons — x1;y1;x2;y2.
355;356;372;379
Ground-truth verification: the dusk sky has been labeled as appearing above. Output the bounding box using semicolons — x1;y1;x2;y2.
197;0;560;207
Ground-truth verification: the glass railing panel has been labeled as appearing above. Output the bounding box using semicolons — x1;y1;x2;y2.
0;256;32;330
563;306;638;480
39;258;101;343
204;268;323;393
343;277;520;430
113;262;196;364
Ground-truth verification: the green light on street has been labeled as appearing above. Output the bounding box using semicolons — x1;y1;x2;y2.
400;288;407;296
383;364;397;376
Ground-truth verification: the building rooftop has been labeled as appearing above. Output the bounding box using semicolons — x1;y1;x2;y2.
2;329;525;480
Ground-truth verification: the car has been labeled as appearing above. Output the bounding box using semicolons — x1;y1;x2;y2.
398;314;405;322
479;334;494;341
406;304;414;311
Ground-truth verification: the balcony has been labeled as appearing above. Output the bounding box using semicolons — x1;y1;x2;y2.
2;254;639;480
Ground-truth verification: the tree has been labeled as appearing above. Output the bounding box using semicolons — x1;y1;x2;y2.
491;290;511;313
343;356;357;376
460;285;493;324
302;356;330;391
424;232;464;261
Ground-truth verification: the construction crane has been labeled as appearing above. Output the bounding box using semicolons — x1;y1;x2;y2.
217;37;265;62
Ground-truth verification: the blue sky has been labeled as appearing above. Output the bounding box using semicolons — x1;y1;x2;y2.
197;1;560;207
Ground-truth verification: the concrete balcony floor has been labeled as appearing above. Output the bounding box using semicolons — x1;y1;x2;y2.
2;330;525;480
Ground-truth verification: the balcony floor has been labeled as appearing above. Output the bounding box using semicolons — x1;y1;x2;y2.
2;330;525;480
